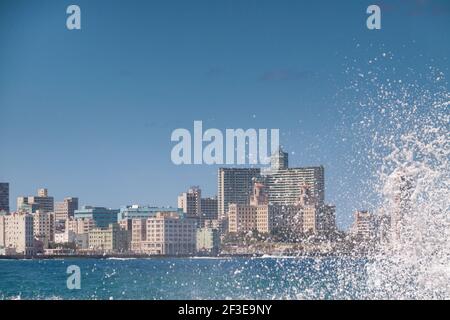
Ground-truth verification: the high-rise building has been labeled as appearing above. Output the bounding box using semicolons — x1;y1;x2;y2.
177;186;201;216
270;148;289;171
55;197;79;221
0;183;9;213
200;197;218;221
0;212;34;255
262;148;325;206
17;188;54;213
217;168;261;220
263;166;325;206
74;206;119;229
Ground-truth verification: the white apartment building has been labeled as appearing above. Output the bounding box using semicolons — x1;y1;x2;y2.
138;212;197;255
66;217;95;234
33;210;55;248
0;213;34;255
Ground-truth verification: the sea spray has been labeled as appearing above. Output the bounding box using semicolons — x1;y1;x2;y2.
341;52;450;299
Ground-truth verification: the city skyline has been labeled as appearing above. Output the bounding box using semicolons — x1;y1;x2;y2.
1;0;449;229
0;148;334;216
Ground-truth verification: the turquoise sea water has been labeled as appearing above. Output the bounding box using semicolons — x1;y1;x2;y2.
0;257;369;300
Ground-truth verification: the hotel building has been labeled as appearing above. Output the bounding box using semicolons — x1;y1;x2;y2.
262;149;325;206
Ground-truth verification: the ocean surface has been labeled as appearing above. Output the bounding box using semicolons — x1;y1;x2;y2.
0;257;369;300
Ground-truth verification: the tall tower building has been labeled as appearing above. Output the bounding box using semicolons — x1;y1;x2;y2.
177;186;202;216
263;151;325;206
0;183;9;213
217;168;261;220
270;147;289;171
200;197;218;222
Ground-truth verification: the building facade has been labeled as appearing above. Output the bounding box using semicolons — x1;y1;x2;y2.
130;218;147;252
217;168;261;220
227;203;279;234
17;188;54;213
88;223;130;252
33;210;55;248
178;186;202;216
200;197;218;222
55;197;79;221
66;217;96;234
118;205;180;220
263;167;325;206
0;183;9;213
0;213;34;255
302;204;336;236
261;148;325;206
351;210;376;240
196;227;220;255
74;206;119;229
136;212;197;255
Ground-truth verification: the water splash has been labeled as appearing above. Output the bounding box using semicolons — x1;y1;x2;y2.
342;51;450;299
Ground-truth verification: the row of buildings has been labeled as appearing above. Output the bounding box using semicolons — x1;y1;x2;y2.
0;148;393;256
0;206;218;256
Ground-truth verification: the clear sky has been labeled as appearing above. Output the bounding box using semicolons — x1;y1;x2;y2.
1;0;449;228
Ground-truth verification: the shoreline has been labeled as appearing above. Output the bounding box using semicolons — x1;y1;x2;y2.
0;254;256;260
0;252;365;260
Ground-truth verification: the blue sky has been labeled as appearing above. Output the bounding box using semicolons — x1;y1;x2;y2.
1;0;449;228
